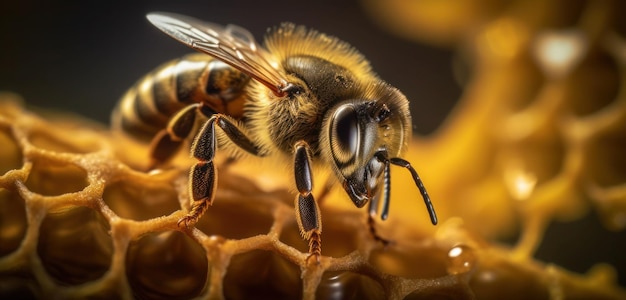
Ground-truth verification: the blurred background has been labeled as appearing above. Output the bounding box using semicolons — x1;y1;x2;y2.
1;0;624;290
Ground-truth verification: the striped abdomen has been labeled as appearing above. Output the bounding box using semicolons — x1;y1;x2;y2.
112;53;250;142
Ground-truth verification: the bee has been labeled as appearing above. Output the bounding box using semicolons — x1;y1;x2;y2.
113;12;437;261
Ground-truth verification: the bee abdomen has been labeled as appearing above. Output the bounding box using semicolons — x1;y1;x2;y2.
112;53;250;142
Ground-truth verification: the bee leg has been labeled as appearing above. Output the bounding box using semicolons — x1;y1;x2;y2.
367;214;392;247
367;199;384;245
148;104;201;169
367;157;393;246
180;160;216;228
211;114;264;155
178;115;218;228
179;114;264;228
293;141;322;264
367;216;388;246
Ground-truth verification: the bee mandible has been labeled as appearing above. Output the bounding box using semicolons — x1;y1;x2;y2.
112;12;438;261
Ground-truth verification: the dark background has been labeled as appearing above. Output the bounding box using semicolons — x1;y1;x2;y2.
1;0;624;289
0;0;458;135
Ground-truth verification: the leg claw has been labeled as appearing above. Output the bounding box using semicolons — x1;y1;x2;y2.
376;236;395;248
177;215;198;229
306;253;321;265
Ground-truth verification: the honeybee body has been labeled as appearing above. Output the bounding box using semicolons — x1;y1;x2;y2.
115;13;437;261
113;53;249;142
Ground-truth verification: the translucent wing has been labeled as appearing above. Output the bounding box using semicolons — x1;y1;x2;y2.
147;12;288;96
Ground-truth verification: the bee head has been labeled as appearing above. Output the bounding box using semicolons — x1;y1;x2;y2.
321;84;412;208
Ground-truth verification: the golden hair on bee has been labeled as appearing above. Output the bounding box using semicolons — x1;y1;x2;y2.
264;23;375;83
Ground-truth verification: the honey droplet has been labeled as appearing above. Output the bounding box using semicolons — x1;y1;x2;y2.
447;244;477;275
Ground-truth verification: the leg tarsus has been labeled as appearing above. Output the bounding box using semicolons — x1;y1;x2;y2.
178;154;217;228
305;230;322;265
368;216;394;247
178;198;211;228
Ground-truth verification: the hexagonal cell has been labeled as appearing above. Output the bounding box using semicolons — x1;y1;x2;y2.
546;0;586;28
586;132;626;187
503;55;545;113
565;49;620;117
277;220;307;254
316;271;385;299
24;159;88;196
194;191;276;240
37;206;113;286
126;231;207;299
279;207;361;258
0;189;28;257
223;250;301;299
503;133;566;188
102;181;179;221
0;127;23;176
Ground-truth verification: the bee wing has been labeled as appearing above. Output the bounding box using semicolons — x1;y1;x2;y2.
147;12;288;95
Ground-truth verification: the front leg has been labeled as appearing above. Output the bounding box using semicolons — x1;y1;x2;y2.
178;113;263;228
293;141;322;263
367;200;393;247
367;153;393;246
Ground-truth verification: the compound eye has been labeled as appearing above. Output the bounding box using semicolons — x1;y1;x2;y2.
330;105;359;164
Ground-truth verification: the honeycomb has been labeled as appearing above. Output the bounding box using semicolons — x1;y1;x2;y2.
1;0;626;299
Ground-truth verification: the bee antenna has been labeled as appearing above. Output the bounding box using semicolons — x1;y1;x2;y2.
389;157;438;225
